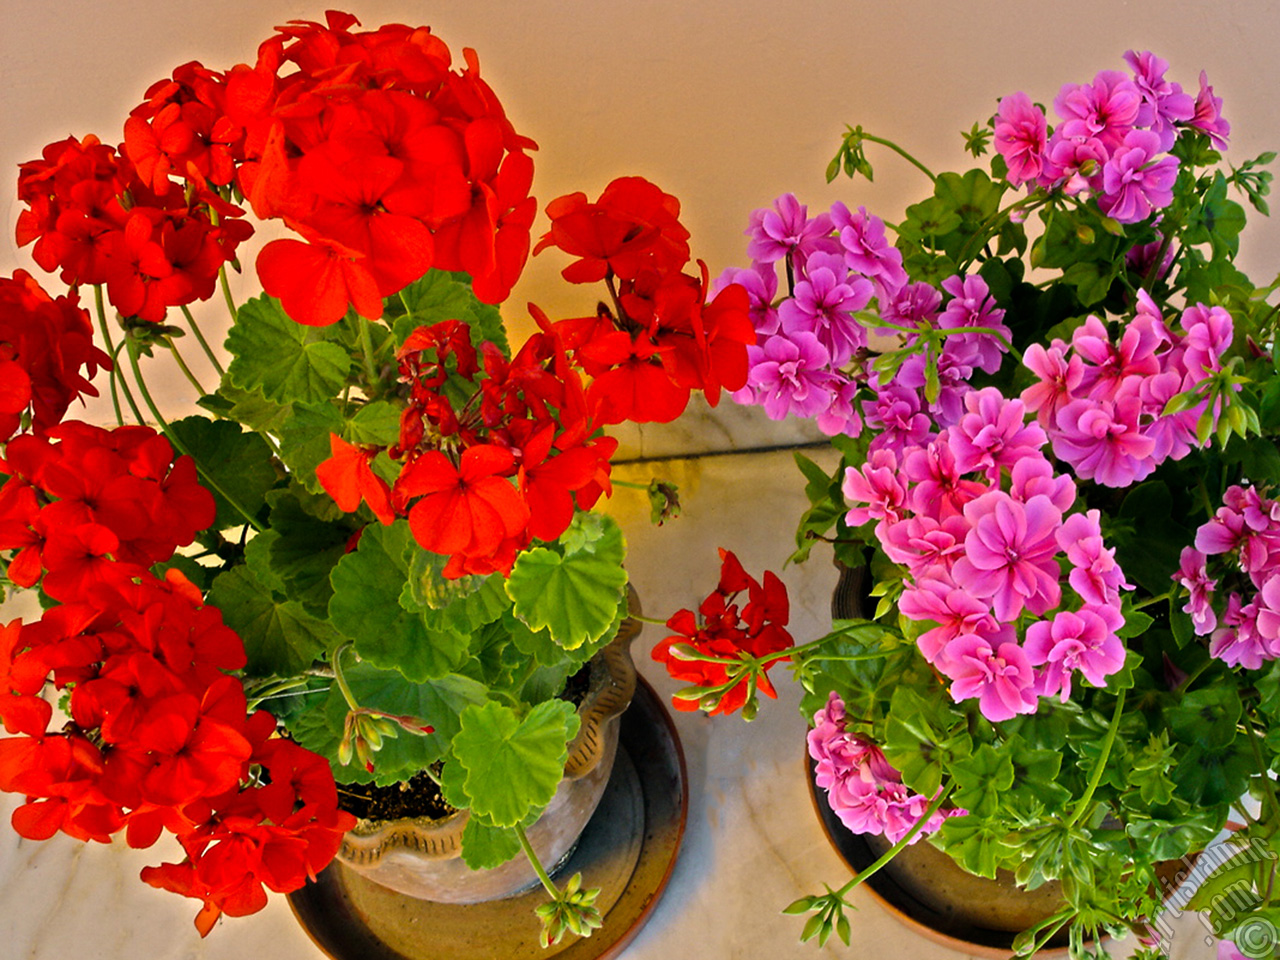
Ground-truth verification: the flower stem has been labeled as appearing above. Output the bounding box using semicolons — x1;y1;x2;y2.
858;132;937;183
1065;688;1126;829
1245;712;1280;824
94;286;143;425
180;304;226;376
167;338;208;396
834;784;954;897
218;263;239;321
514;822;560;899
358;316;379;386
332;643;360;711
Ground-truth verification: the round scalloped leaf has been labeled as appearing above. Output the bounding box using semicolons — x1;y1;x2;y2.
505;515;627;650
329;521;469;681
452;699;580;827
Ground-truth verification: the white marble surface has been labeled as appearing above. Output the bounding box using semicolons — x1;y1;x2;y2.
0;427;1222;960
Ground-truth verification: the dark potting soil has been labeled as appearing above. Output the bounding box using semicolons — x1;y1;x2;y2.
336;663;593;822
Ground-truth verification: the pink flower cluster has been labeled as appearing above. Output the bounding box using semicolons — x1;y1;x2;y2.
723;195;1012;439
808;691;960;844
994;51;1229;222
1022;291;1231;487
843;387;1129;722
721;196;900;434
1177;486;1280;669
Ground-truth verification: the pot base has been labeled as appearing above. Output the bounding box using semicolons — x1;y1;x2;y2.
289;676;687;960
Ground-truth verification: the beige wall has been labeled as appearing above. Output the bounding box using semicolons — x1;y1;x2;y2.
5;0;1280;421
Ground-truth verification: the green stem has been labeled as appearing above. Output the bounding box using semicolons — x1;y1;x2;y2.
167;339;208;396
1245;712;1280;824
629;613;670;626
835;784;954;897
218;263;239;321
332;643;360;711
358;316;379;386
124;335;266;532
94;287;142;425
1176;657;1213;693
514;822;560;899
1023;910;1075;957
1065;688;1126;829
244;676;315;711
610;479;655;491
1132;590;1173;610
857;132;937;183
180;305;226;377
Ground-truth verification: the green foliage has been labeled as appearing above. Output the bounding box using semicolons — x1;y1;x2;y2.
506;513;628;650
329;521;471;682
168;416;277;530
451;699;580;827
226;295;353;404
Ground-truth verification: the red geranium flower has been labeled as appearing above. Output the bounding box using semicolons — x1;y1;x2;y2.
396;444;530;570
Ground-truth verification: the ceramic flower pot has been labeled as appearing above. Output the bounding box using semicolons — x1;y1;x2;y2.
335;616;639;904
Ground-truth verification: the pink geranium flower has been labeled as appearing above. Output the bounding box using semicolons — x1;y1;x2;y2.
1051;393;1157;488
1100;129;1179;223
994;92;1048;187
942;633;1038;721
1025;608;1126;701
1174;546;1218;634
1022;341;1083;428
948;388;1047;482
953;491;1063;621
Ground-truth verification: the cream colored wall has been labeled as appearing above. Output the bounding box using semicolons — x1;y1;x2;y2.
4;0;1280;421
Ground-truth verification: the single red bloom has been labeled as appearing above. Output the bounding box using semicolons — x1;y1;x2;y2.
257;233;383;325
534;177;690;284
396;445;529;566
316;434;396;524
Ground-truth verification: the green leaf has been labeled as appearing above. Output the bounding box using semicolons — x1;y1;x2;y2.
452;699;580;827
226;294;354;404
329;521;470;681
168;416;277;530
460;815;523;870
275;402;345;495
506;514;628;650
261;486;356;616
198;381;290;435
346;400;403;446
208;564;338;676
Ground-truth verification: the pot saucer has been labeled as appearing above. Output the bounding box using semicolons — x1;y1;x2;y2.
289;677;687;960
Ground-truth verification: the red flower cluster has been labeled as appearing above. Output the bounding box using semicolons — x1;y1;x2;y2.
247;13;537;324
0;422;214;600
16;134;251;323
651;549;794;716
318;317;616;577
314;176;754;578
0;568;354;936
0;271;110;442
533;177;756;425
16;12;536;328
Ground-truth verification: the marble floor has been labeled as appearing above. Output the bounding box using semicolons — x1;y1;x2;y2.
0;401;1223;960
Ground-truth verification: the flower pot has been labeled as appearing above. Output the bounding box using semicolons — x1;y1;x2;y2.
335;616;639;904
820;561;1074;956
806;749;1072;958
